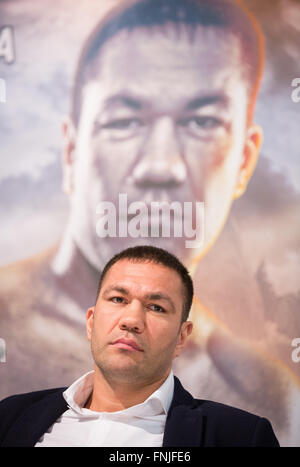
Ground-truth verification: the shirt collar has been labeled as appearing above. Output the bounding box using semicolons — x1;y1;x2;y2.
63;370;174;418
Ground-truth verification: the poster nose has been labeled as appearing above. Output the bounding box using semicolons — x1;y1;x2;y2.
132;117;187;187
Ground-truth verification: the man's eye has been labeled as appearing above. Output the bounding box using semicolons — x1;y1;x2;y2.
149;304;165;313
96;117;145;140
111;297;124;304
178;116;223;134
101;118;143;130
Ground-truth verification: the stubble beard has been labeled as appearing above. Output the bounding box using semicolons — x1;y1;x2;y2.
91;340;173;388
91;340;148;385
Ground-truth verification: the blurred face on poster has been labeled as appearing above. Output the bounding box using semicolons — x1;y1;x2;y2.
62;20;262;270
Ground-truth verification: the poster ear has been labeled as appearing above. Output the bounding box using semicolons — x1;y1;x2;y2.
61;116;76;195
233;124;263;199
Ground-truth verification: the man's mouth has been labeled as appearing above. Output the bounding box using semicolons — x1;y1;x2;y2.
111;338;143;352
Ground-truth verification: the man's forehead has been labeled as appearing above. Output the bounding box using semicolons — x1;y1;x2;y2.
82;25;245;112
90;24;243;87
104;258;179;279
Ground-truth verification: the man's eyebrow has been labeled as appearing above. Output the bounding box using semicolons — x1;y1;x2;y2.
102;285;129;297
185;94;229;111
104;94;143;110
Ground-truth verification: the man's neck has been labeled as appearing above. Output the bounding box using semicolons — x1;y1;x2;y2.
51;226;99;309
85;366;171;413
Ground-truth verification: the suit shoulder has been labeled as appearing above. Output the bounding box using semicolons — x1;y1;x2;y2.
191;399;279;446
194;398;260;421
0;387;67;446
0;387;66;423
1;387;66;405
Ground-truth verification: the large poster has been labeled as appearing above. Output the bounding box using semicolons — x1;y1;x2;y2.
0;0;300;446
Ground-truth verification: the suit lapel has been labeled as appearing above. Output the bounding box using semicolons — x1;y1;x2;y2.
2;389;68;447
163;377;204;447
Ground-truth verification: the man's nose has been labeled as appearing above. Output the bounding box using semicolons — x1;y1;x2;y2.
132;117;187;187
118;300;145;334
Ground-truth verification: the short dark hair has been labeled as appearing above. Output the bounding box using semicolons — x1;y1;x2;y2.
96;245;194;323
71;0;264;126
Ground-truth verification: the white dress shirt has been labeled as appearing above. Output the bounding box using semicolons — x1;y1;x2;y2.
35;370;174;447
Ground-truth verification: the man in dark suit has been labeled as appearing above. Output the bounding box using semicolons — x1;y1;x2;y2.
0;245;279;447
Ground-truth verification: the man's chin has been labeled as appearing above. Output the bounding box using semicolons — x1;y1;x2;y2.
96;361;146;384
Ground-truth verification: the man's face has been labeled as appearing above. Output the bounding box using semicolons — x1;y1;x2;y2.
66;25;261;269
86;259;193;385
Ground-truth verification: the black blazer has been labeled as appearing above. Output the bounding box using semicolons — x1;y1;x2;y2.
0;376;279;447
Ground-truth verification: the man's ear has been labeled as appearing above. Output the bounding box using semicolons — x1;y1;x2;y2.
233;124;263;199
173;321;193;360
86;306;95;342
61;116;76;195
